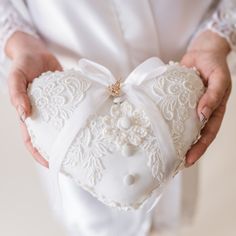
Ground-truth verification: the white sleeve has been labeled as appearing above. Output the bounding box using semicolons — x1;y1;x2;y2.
0;0;38;61
194;0;236;51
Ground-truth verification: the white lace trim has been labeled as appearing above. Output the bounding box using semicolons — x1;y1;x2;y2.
201;0;236;51
0;6;38;61
71;175;165;211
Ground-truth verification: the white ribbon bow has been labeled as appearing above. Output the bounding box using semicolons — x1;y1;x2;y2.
48;57;177;213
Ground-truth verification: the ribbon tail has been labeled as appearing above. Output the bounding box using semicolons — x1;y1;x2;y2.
49;88;110;212
49;58;119;212
123;85;177;213
145;191;163;215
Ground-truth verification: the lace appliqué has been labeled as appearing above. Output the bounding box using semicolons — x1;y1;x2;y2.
28;70;91;130
152;65;204;159
102;101;151;147
63;100;164;186
64;116;116;186
103;101;164;181
207;7;236;50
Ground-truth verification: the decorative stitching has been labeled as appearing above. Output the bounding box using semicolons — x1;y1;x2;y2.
63;100;164;186
28;70;91;130
151;63;204;159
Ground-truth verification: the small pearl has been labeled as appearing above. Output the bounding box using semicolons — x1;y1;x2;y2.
119;116;132;129
123;174;135;185
122;143;135;157
169;61;179;65
192;66;200;75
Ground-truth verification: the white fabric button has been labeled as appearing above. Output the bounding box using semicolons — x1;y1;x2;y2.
124;174;135;185
118;116;132;129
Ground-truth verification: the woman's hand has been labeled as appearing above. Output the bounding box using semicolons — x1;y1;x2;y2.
181;30;232;167
6;31;62;168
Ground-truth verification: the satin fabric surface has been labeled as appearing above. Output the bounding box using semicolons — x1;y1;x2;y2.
1;0;219;235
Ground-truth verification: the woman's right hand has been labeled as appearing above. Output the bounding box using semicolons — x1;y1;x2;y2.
5;31;62;168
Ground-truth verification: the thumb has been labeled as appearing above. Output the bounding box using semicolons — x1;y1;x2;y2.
8;68;32;122
180;54;195;68
197;70;229;123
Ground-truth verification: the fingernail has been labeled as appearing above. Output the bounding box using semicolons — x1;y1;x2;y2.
199;106;212;123
184;162;191;168
17;105;26;122
185;161;195;168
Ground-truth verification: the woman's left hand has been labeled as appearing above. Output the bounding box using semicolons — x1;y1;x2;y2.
181;30;232;167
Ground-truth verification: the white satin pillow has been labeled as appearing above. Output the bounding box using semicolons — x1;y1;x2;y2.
25;57;204;210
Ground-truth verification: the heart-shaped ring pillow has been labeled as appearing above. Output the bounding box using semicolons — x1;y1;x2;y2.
25;57;204;210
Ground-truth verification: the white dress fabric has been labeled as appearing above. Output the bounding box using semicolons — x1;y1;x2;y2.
0;0;236;235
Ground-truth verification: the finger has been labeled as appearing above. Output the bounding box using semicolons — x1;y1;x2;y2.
180;53;203;76
8;68;32;121
20;122;49;168
197;69;230;122
180;54;207;86
180;54;195;68
185;105;225;167
53;59;63;71
185;89;229;167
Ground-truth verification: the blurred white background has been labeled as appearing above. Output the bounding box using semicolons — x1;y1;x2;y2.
0;55;236;236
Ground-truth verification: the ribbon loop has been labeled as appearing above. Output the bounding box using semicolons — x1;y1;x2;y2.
78;59;117;86
124;57;166;86
78;57;167;88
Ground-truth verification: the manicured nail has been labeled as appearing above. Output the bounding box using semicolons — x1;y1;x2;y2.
185;161;195;168
17;105;26;122
199;106;212;123
184;162;191;168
